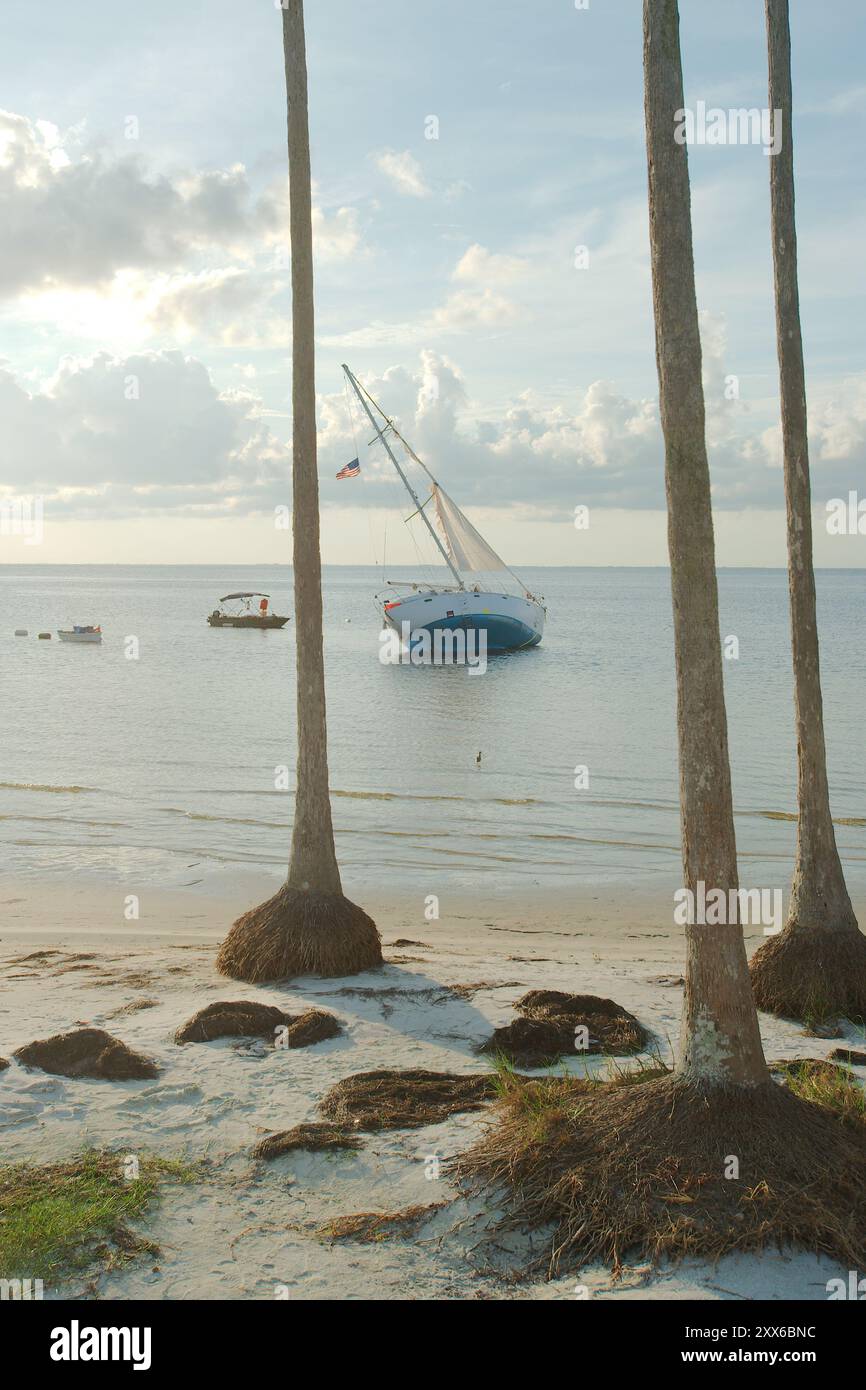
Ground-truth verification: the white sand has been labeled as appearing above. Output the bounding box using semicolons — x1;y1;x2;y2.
1;874;862;1301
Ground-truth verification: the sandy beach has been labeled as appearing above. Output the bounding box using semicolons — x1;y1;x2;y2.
2;873;862;1301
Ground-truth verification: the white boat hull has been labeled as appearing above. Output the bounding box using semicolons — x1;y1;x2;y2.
58;630;102;644
383;589;545;653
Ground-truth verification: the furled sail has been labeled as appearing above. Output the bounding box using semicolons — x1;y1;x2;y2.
431;485;508;574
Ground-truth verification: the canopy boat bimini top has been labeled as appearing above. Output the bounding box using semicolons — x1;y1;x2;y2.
57;624;102;644
207;592;290;630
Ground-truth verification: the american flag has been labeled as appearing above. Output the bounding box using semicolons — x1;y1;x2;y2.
336;457;360;480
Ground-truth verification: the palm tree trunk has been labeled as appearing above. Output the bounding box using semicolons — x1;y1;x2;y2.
216;0;381;982
282;0;341;896
748;0;865;1022
765;0;856;935
644;0;767;1086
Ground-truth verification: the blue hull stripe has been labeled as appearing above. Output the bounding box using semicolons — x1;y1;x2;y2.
412;612;541;653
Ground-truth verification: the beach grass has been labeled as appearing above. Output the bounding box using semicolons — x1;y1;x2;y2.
458;1058;866;1277
779;1059;866;1127
0;1149;197;1283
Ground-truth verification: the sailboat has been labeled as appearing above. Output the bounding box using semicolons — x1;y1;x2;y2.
342;364;546;653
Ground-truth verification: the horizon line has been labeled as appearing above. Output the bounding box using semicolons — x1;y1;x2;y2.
1;562;864;573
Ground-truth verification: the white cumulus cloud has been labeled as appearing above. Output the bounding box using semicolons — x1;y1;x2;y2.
374;149;431;198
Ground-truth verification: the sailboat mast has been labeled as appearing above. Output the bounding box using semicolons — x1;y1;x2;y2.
342;363;464;589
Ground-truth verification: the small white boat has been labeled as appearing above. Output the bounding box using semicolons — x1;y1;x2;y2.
342;364;546;652
58;625;102;644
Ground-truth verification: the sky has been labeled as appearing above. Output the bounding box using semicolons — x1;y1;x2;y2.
1;0;864;566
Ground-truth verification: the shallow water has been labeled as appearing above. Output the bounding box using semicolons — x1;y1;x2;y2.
1;564;863;899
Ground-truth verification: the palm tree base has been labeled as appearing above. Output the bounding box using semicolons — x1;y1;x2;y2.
216;884;382;983
455;1071;866;1277
750;924;866;1023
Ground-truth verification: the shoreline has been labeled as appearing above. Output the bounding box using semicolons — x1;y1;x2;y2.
4;870;865;943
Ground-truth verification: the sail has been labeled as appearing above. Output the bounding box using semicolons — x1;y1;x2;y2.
431;485;508;574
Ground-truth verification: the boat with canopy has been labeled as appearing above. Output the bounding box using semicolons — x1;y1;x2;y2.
207;593;289;629
342;364;546;653
57;625;102;644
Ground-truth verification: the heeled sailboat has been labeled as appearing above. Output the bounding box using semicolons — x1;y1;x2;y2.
342;364;546;653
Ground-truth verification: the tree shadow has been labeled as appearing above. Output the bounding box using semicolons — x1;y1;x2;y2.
273;961;499;1062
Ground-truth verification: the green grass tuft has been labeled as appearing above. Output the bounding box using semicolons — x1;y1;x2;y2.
0;1150;197;1283
778;1060;866;1127
485;1048;672;1142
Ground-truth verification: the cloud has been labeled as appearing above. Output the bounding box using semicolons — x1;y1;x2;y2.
315;351;659;510
452;243;528;285
0;349;290;515
260;178;362;262
3;344;864;525
9;265;290;352
803;84;866;117
421;244;529;333
146;268;278;344
311;203;362;261
430;286;520;333
0;111;361;305
321;244;524;347
811;373;866;463
374;149;431;198
0;111;259;297
317;345;866;514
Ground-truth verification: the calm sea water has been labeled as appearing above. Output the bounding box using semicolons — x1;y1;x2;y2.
1;565;863;899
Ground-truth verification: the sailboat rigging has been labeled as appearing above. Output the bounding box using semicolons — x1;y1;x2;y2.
342;364;546;653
